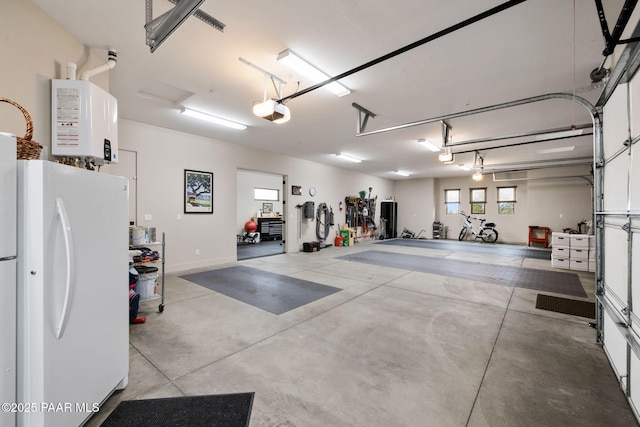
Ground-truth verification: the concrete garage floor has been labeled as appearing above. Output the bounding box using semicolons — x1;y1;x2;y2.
87;239;637;426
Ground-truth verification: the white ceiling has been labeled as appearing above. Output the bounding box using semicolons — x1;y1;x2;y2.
31;0;627;179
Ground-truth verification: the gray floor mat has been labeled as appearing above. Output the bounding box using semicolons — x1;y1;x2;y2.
180;266;342;314
339;250;586;297
376;239;552;260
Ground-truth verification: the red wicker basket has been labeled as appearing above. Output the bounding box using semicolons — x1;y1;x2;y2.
0;97;43;160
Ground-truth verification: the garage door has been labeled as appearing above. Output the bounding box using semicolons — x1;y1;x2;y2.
600;75;640;419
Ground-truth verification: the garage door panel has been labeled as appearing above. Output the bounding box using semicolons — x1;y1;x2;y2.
604;221;629;306
604;83;630;160
631;143;640;211
631;74;640;138
604;153;630;212
631;348;640;413
604;309;629;388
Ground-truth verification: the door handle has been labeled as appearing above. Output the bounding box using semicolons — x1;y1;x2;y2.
55;197;75;339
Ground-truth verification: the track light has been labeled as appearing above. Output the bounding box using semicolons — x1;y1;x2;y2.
277;49;350;97
252;99;290;124
180;108;247;130
418;138;441;152
336;153;362;163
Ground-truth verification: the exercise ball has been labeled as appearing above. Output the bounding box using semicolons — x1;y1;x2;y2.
244;220;257;233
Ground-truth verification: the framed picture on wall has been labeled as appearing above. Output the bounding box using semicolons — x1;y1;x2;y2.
292;185;302;195
184;169;213;214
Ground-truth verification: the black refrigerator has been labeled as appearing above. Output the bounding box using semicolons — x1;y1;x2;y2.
380;200;398;238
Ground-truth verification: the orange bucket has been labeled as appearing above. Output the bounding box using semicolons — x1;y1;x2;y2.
335;236;344;247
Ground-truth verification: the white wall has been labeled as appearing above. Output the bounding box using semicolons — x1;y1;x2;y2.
393;167;592;244
118;119;394;272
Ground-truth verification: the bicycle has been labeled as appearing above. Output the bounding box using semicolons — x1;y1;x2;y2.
458;211;498;243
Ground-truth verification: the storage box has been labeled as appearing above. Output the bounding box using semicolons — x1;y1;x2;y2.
589;259;596;272
552;256;570;269
570;235;590;249
303;241;321;252
589;236;596;249
552;246;570;257
551;232;571;247
570;259;589;271
570;248;589;260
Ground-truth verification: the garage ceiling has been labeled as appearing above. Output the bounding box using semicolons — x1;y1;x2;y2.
30;0;632;179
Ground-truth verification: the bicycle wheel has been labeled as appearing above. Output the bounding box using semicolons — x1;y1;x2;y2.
481;228;498;243
458;227;467;241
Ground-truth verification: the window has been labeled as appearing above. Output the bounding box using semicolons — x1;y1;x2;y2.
444;189;460;214
470;188;486;214
497;186;516;214
254;187;279;201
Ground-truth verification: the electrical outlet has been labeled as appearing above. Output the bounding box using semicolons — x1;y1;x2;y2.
144;214;152;221
177;214;182;221
195;249;200;256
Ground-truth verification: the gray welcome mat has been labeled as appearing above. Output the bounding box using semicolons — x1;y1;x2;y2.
181;266;342;314
535;294;596;318
100;393;254;427
339;250;586;297
377;238;552;260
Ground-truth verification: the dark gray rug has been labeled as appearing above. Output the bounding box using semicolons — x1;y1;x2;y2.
180;266;342;314
339;250;586;297
536;294;595;318
377;238;552;260
100;393;254;427
237;240;283;260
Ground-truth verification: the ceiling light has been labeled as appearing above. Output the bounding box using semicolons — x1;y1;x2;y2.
439;147;454;163
472;171;483;181
458;164;472;171
537;146;575;154
252;100;291;124
536;129;583;141
336;153;362;163
277;49;351;97
418;138;441;152
180;108;247;130
393;170;410;177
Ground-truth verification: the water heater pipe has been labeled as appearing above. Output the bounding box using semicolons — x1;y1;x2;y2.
66;62;77;80
81;49;117;81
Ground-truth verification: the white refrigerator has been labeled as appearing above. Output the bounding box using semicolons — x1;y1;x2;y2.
1;133;130;427
0;133;18;427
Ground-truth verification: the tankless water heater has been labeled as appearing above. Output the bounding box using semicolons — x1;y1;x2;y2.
51;79;118;164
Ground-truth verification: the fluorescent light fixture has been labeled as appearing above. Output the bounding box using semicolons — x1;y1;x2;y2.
277;49;351;97
438;147;454;163
472;171;483;181
535;129;583;141
252;99;291;124
418;138;441;152
458;164;472;171
393;170;410;177
336;153;362;163
180;108;247;130
537;146;575;154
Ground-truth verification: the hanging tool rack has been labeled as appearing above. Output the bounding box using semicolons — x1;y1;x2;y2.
344;192;377;240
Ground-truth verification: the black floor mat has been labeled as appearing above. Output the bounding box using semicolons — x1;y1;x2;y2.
237;240;283;260
339;250;586;297
535;294;595;318
180;266;342;314
100;393;254;427
377;239;552;260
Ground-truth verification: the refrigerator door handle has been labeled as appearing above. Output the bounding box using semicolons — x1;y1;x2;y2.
55;197;75;339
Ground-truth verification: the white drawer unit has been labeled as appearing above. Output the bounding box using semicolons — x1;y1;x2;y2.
589;259;596;272
551;232;571;247
570;234;590;249
570;248;589;260
570;259;589;271
552;246;570;257
552;256;570;269
589;235;595;249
